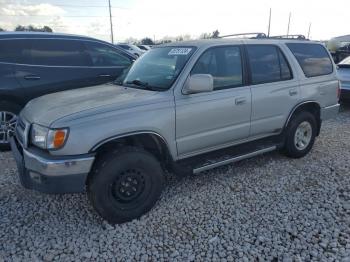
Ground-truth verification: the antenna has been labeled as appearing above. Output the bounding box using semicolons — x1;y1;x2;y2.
267;8;272;37
287;12;291;37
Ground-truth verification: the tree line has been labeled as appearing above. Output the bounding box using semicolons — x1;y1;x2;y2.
0;26;220;44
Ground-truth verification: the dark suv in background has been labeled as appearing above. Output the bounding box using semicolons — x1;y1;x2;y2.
0;32;135;149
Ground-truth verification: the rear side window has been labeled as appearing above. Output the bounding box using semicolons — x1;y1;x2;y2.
85;41;132;67
246;45;292;85
28;39;91;66
192;46;243;90
0;40;26;63
286;43;333;77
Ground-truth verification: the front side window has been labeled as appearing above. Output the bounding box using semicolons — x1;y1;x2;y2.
85;41;132;67
29;39;91;66
122;46;196;90
247;45;292;85
191;46;243;90
287;43;333;77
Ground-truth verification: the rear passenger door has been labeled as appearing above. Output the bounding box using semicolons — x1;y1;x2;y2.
246;44;300;136
84;41;133;85
176;46;251;157
15;39;94;101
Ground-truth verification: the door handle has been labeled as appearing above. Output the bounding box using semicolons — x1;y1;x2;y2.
98;74;111;77
24;75;41;80
235;97;247;105
289;89;298;96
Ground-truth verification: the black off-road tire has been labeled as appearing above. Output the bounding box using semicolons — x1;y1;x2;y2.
87;146;164;224
283;111;317;158
0;101;21;151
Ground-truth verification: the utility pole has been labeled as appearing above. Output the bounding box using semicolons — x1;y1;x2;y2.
108;0;114;44
307;23;312;39
267;8;272;37
287;12;291;37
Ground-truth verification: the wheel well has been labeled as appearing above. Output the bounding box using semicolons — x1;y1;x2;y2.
92;133;173;170
287;102;321;135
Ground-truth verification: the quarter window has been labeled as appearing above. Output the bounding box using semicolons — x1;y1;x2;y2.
286;43;333;77
191;46;243;90
246;45;292;85
86;41;132;67
0;40;26;63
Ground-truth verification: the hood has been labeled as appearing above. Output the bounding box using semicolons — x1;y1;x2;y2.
21;83;160;127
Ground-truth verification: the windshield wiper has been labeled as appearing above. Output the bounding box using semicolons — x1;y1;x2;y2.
124;80;162;91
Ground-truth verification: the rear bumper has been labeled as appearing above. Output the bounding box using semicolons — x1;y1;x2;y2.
10;137;95;194
320;104;340;121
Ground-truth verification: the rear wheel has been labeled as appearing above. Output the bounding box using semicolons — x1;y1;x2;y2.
88;146;164;224
0;102;21;151
283;111;317;158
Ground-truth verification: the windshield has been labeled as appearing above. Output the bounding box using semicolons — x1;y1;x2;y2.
120;46;196;90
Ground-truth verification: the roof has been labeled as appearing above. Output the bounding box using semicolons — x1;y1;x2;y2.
163;37;316;49
0;31;99;42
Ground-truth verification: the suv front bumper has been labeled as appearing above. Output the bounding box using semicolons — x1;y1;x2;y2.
10;137;95;194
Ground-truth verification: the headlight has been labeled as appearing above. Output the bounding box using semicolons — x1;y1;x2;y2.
31;124;69;150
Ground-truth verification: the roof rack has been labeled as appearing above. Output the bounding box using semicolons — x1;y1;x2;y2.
269;34;308;40
219;33;267;39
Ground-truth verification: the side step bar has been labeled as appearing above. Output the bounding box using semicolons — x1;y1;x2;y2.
193;146;277;174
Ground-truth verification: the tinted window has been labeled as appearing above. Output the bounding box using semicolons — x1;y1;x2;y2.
247;45;292;84
29;39;91;66
85;42;132;67
287;43;333;77
192;46;243;90
0;39;28;63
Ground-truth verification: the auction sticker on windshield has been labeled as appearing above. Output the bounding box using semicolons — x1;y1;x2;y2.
168;48;192;55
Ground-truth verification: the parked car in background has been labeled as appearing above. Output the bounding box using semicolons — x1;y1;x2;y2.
137;45;151;51
11;38;339;224
117;43;145;57
337;56;350;101
0;32;135;150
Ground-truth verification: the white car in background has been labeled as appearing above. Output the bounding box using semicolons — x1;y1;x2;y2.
337;56;350;101
137;45;152;51
117;43;145;57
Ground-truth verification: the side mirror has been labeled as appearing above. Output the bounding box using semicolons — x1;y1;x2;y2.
184;74;214;94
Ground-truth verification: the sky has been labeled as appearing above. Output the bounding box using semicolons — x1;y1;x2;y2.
0;0;349;43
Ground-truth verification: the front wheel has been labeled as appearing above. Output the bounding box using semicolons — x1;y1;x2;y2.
283;111;317;158
0;102;21;151
88;146;164;224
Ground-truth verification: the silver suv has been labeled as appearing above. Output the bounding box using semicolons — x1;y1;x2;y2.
11;37;340;224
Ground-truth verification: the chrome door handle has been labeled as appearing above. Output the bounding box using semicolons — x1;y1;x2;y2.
289;89;298;96
98;74;111;77
235;97;247;105
24;75;41;80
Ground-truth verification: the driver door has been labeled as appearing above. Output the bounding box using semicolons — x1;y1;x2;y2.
175;45;252;157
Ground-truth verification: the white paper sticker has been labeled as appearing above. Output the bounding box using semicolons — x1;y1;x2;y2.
168;48;192;56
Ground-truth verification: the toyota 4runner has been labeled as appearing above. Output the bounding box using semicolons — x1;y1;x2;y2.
10;37;340;224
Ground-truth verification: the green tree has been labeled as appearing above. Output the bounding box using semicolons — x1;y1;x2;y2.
15;25;53;32
140;37;154;45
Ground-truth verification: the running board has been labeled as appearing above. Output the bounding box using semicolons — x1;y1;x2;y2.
192;146;277;174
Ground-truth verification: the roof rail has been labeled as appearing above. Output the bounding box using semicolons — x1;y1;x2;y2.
219;33;267;39
269;34;308;40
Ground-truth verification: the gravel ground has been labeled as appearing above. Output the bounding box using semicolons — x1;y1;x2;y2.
1;105;350;262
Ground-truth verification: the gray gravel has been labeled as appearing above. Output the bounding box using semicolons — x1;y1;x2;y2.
1;105;350;261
